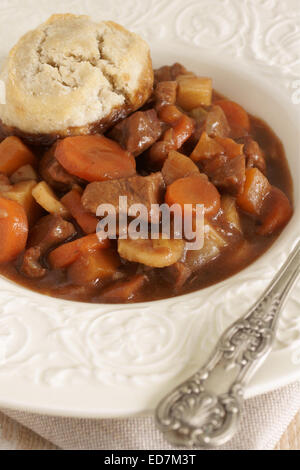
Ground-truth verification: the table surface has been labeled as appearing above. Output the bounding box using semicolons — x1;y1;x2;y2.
0;411;299;450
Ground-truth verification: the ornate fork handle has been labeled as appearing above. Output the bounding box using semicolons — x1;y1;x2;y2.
155;240;300;447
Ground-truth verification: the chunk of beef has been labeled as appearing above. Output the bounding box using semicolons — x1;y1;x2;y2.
82;173;165;220
101;274;149;302
190;105;230;145
154;63;189;83
21;215;76;278
109;110;162;157
154;81;177;111
39;146;82;191
163;262;191;291
242;137;266;174
202;154;246;196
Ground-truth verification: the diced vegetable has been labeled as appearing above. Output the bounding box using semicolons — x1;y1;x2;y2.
214;136;244;158
1;180;41;226
118;237;185;268
221;195;242;232
67;248;121;286
258;187;293;235
61;189;98;234
191;132;224;162
101;274;148;302
11;164;38;184
185;222;228;271
214;100;250;139
162;150;199;185
0;173;12;192
32;181;69;217
48;233;110;269
0;137;36;175
176;75;212;109
0;196;28;263
204;106;230;138
237;168;270;216
55;135;136;182
165;174;220;216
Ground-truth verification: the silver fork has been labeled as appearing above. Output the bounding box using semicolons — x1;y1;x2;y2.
155;239;300;447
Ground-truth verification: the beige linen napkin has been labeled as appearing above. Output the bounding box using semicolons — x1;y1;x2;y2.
0;382;299;450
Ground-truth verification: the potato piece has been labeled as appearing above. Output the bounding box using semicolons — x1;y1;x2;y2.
221;195;242;232
162;150;199;185
177;76;212;110
118;237;185;268
185;222;228;271
32;181;69;217
11;164;38;184
2;180;41;226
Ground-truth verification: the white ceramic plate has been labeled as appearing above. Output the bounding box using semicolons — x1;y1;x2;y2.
0;0;299;418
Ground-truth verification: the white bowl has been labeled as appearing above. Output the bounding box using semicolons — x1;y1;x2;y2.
0;43;299;418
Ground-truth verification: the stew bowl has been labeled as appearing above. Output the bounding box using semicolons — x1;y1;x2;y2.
0;43;299;418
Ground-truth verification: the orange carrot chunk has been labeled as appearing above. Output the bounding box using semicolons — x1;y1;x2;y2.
258;187;293;235
67;248;121;286
165;174;220;216
191;132;224;162
215;100;250;139
48;233;110;269
55;135;136;182
61;189;98;234
237;168;270;216
0;137;36;175
0;196;28;263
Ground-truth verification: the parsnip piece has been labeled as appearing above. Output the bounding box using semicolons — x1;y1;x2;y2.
177;76;212;110
32;181;69;217
118;237;185;268
11;164;38;184
2;180;40;225
221;195;242;232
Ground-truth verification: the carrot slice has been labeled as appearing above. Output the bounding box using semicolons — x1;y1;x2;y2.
48;233;110;269
237;168;270;216
61;189;98;234
0;196;28;263
0;137;36;175
55;135;136;182
258;187;293;235
215;100;250;139
165;174;220;216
